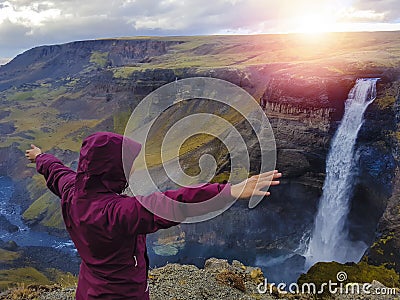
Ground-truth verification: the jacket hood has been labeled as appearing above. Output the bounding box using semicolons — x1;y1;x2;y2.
75;132;142;195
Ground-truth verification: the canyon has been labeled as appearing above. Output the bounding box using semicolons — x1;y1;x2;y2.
0;32;399;287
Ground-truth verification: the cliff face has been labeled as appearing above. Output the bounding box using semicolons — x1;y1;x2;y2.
147;73;398;284
362;81;400;271
0;33;400;281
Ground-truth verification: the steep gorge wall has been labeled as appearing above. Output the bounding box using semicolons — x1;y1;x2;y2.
361;80;400;271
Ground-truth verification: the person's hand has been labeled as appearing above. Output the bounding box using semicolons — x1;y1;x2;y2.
25;144;42;163
230;170;281;199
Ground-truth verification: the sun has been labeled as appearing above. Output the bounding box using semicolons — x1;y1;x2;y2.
294;13;337;34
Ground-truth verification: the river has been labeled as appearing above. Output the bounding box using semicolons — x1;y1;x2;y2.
0;176;75;252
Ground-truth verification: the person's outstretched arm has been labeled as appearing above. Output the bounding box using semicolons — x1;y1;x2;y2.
26;144;76;200
119;170;281;235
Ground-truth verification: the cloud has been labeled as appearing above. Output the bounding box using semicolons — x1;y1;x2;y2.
339;8;386;23
0;18;32;53
0;0;399;61
351;0;400;22
0;0;278;58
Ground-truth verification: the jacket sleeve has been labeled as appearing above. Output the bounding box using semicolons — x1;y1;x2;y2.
118;183;234;235
36;153;76;200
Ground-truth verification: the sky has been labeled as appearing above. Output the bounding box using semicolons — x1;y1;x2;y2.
0;0;400;64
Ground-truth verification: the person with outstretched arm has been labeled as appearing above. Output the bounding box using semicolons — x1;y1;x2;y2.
25;131;281;300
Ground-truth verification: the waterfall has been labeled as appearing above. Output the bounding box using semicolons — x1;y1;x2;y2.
304;78;379;269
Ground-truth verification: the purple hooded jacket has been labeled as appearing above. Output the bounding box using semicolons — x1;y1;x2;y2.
35;132;232;299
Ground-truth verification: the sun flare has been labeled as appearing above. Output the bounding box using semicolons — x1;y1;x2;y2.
294;13;337;34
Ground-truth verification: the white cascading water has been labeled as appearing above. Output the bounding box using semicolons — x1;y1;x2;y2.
304;78;379;269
